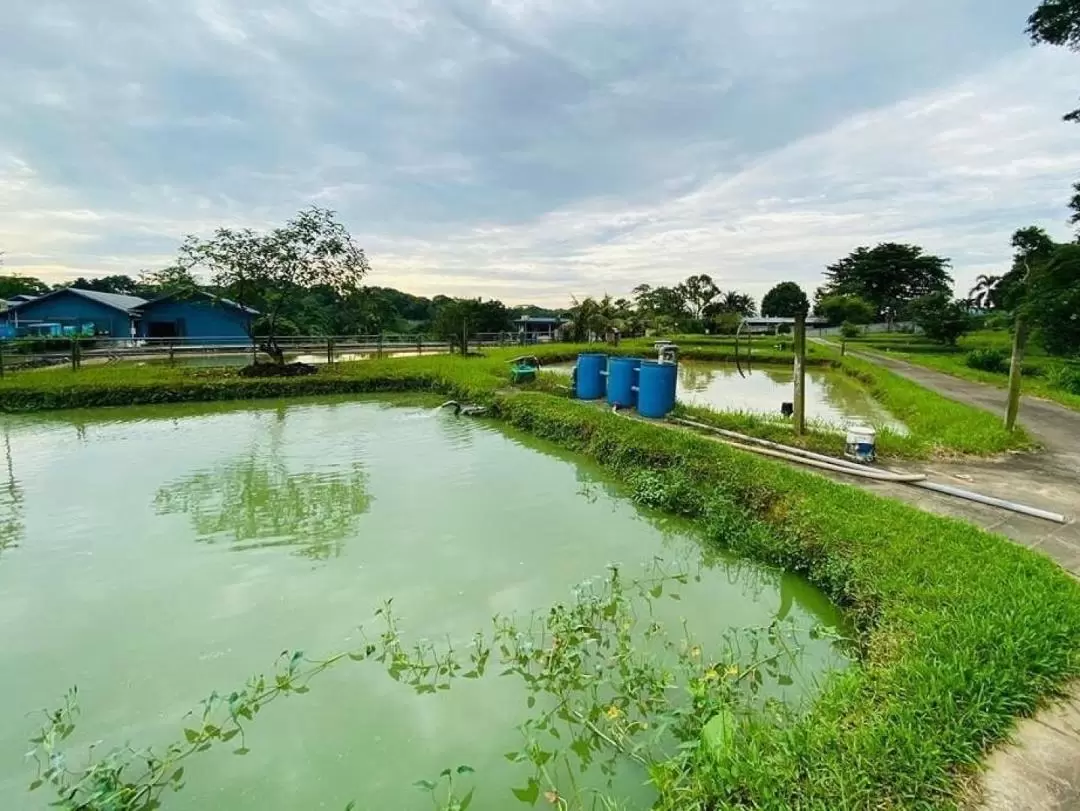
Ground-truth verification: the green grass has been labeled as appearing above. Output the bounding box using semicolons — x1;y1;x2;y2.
838;329;1080;412
1;350;1077;807
492;394;1080;809
0;340;1032;459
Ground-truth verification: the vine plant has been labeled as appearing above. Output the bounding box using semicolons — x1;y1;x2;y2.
25;561;840;810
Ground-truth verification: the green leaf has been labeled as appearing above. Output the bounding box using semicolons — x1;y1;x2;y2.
526;695;535;709
413;780;437;792
456;765;475;775
511;778;540;805
649;584;663;598
233;747;250;756
171;767;185;784
28;779;42;791
183;728;200;743
344;802;356;811
459;787;475;810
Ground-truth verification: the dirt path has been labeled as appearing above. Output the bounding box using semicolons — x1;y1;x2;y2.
825;344;1080;810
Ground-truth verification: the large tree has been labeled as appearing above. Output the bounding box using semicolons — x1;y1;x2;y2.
675;274;719;319
178;207;370;364
0;274;49;300
819;243;953;319
814;294;875;326
431;297;510;355
1024;243;1080;356
1028;0;1080;121
632;284;688;331
760;282;809;318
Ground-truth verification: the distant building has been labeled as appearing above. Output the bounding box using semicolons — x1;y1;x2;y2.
740;316;828;335
4;287;258;342
136;291;256;340
514;316;567;342
5;288;146;337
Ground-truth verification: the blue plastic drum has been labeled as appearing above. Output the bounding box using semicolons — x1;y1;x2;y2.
637;360;677;418
607;356;642;408
575;353;608;400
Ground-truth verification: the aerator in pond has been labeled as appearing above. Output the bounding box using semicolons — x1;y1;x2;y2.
508;356;541;384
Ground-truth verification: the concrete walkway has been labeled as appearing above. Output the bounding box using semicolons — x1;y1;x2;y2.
832;348;1080;810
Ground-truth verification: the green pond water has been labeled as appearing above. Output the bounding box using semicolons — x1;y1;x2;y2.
0;397;845;810
552;360;905;431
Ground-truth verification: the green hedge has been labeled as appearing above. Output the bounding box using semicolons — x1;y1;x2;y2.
491;392;1080;808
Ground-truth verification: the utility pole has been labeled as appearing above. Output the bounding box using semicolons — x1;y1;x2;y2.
1005;316;1028;432
793;314;807;435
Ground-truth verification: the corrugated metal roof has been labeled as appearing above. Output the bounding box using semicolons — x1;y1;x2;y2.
137;290;259;315
68;289;148;311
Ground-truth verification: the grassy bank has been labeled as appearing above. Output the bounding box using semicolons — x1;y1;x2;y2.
0;340;1031;459
836;330;1080;412
490;393;1080;808
3;352;1078;808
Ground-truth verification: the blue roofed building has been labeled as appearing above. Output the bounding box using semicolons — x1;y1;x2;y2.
4;287;258;343
5;288;145;338
135;291;256;341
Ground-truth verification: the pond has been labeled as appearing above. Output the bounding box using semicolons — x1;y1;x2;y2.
550;360;905;432
0;397;846;810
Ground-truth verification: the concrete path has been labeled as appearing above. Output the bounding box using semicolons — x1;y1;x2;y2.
828;347;1080;810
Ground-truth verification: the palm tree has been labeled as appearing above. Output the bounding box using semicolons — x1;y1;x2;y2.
707;290;757;318
967;274;1001;309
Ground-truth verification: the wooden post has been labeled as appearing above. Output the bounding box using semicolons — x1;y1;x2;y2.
793;314;807;436
377;333;384;359
0;340;5;378
327;336;334;365
1005;316;1029;432
168;342;175;364
417;335;422;356
840;338;846;357
71;338;79;372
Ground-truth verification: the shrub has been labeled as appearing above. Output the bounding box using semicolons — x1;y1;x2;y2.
965;348;1008;374
840;321;862;339
1045;364;1080;395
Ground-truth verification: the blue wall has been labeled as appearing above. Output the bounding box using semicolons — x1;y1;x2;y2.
137;299;251;342
7;292;134;337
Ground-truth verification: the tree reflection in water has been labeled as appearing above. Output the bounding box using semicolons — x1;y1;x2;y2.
0;427;24;558
155;455;372;561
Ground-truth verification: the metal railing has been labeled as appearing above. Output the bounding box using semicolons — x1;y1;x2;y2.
0;331;551;374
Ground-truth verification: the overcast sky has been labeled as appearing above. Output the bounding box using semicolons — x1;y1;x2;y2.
2;0;1078;306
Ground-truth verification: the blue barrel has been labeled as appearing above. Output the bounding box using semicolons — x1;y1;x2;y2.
575;353;608;400
637;360;677;418
607;356;641;408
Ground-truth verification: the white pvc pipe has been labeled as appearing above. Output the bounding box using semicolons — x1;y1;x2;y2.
668;417;1068;524
911;481;1066;524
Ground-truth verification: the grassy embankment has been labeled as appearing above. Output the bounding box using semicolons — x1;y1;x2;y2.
835;329;1080;412
0;338;1032;460
2;350;1077;808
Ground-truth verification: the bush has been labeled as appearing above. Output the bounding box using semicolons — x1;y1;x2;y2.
1045;364;1080;395
909;293;972;345
840;321;862;339
965;348;1008;374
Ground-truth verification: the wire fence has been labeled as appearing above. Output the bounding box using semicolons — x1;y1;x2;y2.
0;332;554;375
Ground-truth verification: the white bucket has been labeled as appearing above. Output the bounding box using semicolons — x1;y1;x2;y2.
844;424;877;464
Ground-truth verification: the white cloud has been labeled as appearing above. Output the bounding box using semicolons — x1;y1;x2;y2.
0;1;1077;305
